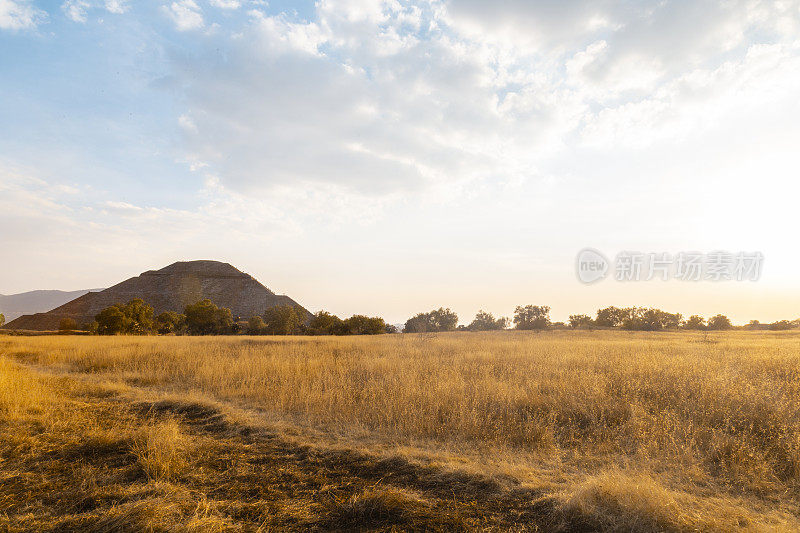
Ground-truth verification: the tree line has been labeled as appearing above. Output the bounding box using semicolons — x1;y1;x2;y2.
401;306;800;332
63;299;392;336
49;300;799;335
568;307;734;331
402;305;551;332
569;307;800;331
247;308;390;336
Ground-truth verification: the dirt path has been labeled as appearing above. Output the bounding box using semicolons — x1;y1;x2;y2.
0;363;566;532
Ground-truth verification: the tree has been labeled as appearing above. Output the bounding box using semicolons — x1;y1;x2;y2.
58;318;78;332
684;315;707;330
95;305;129;335
513;305;550;330
568;314;594;329
123;299;155;334
343;315;386;335
621;308;683;331
95;299;155;335
403;314;429;333
429;308;458;331
262;305;303;335
707;314;732;330
660;311;684;329
769;320;793;331
156;311;185;335
385;324;399;334
247;315;266;334
595;306;628;328
184;299;234;335
403;308;458;333
307;311;345;335
620;307;643;330
0;313;4;328
468;310;509;331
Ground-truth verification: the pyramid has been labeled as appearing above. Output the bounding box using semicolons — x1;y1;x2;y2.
3;260;310;330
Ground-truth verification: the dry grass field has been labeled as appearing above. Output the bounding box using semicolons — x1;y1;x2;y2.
2;330;800;531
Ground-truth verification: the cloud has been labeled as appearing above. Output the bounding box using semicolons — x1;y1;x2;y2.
62;0;91;23
104;200;143;212
165;0;800;200
104;0;128;14
59;0;129;22
579;41;800;148
178;114;198;133
446;0;800;90
209;0;240;9
0;160;384;270
171;1;571;196
162;0;203;31
0;0;46;30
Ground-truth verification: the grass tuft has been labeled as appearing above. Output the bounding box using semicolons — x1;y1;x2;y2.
560;470;690;532
321;486;466;531
131;419;189;481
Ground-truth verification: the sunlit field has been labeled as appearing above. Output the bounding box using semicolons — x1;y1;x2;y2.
2;330;800;530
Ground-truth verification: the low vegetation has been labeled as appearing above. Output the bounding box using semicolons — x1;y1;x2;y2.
512;305;552;330
88;299;389;336
1;331;799;530
32;297;795;337
403;307;459;333
95;298;157;335
571;306;798;331
58;317;77;332
467;310;509;331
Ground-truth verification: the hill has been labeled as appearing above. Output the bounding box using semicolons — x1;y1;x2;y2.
2;261;309;330
0;289;104;323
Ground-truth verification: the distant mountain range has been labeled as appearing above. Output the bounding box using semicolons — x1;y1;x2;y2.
2;260;309;331
0;289;104;322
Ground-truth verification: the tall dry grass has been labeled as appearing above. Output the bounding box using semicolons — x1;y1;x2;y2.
0;356;50;418
132;418;190;481
2;330;800;528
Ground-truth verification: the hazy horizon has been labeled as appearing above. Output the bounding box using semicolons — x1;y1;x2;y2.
2;0;799;324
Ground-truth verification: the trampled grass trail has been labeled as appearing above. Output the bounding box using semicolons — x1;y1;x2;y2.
0;357;559;531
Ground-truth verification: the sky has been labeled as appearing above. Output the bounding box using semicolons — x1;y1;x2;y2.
1;0;799;325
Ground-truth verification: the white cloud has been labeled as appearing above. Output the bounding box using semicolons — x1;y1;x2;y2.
59;0;129;22
0;0;46;30
162;0;204;31
62;0;91;23
104;200;143;211
579;42;800;149
247;10;326;55
173;1;564;195
0;161;383;274
209;0;240;9
104;0;128;14
446;0;800;92
175;0;800;198
178;114;198;133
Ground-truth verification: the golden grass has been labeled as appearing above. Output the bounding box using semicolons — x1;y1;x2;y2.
0;356;50;418
562;469;689;531
131;419;190;481
1;330;800;530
